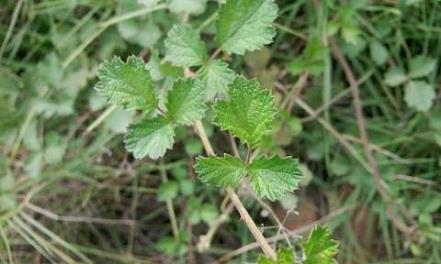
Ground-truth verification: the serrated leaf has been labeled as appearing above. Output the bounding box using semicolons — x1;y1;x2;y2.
216;0;278;55
384;67;407;87
369;40;388;66
303;226;338;264
95;56;157;111
166;78;206;125
198;60;235;101
408;55;437;78
258;248;295;264
249;156;302;201
195;155;246;188
164;24;208;67
169;0;208;15
404;81;435;112
214;76;277;147
124;116;175;159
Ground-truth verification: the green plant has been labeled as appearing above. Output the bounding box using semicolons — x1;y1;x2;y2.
258;226;338;264
384;55;437;112
94;0;338;261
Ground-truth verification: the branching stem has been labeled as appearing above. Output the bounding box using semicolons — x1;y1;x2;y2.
194;120;277;259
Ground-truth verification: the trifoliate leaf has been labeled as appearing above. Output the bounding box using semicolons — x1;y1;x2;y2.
195;154;246;188
214;76;277;147
384;67;407;87
198;60;235;101
408;55;437;78
168;0;208;15
216;0;278;55
95;56;157;111
404;81;435;112
166;78;206;125
248;156;302;201
303;226;338;264
369;40;388;66
258;248;295;264
164;24;208;67
124;116;175;159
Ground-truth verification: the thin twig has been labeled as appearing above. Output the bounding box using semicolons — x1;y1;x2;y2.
330;39;415;235
280;72;309;112
218;206;352;262
194;120;277;259
159;159;180;241
25;203;135;226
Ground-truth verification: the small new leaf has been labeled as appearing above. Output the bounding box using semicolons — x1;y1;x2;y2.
408;55;436;78
95;56;157;111
404;81;435;112
158;182;179;201
195;155;246;188
258;248;295;264
198;60;235;101
216;0;278;55
124;116;175;160
384;67;407;87
214;76;277;147
166;78;206;125
249;156;302;201
369;40;388;66
303;226;338;264
164;24;208;67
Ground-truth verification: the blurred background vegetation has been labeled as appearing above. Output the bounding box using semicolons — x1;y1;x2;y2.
0;0;440;263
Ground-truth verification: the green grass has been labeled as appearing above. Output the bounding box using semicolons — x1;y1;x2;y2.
0;0;440;263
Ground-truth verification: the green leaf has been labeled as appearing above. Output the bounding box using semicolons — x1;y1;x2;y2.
179;179;194;196
369;40;388;66
341;25;361;44
408;55;437;78
104;107;135;134
158;181;179;201
214;76;277;147
169;0;208;15
258;248;294;264
216;0;278;55
124;116;175;159
117;2;160;48
95;56;157;111
198;60;235;101
164;24;208;67
44;132;66;165
303;226;338;264
195;154;246;188
248;156;302;201
384;67;407;87
200;204;219;223
404;81;435;112
166;78;206;125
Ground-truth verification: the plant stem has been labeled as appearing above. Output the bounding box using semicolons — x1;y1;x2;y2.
84;104;117;135
194;121;277;259
159;160;180;242
329;38;415;235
